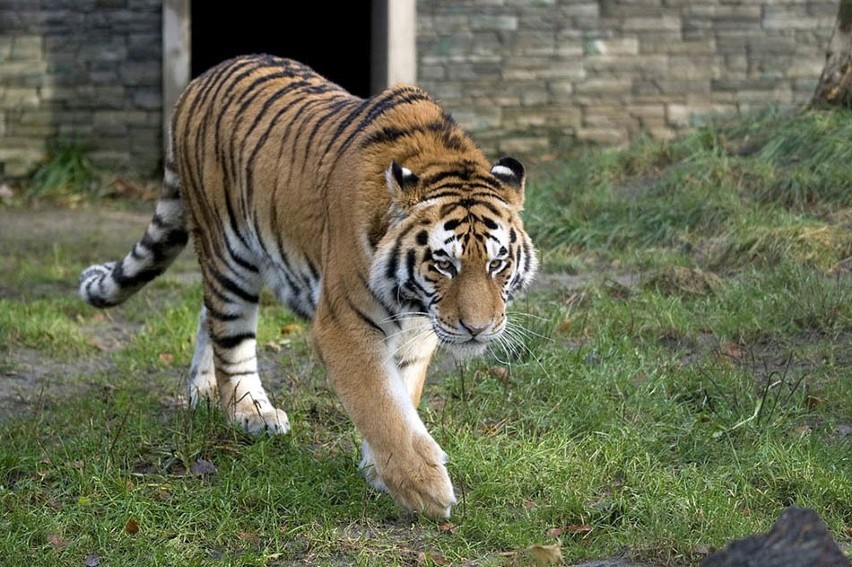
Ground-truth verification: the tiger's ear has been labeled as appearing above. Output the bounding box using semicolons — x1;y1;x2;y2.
491;157;525;204
385;160;419;199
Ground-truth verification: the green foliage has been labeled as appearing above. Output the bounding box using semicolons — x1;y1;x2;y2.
527;108;852;272
26;139;100;199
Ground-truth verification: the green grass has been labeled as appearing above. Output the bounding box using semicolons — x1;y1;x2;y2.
26;138;101;200
1;108;850;565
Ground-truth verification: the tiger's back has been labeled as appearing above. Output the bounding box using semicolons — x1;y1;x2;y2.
79;54;537;519
172;55;495;317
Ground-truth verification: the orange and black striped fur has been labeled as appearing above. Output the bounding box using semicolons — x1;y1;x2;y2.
79;54;537;518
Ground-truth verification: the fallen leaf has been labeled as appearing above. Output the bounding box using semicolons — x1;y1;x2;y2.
280;323;302;335
437;522;458;534
237;531;260;542
804;395;822;410
158;352;174;365
124;518;140;534
477;419;505;435
693;544;713;556
47;533;66;548
84;554;100;567
525;542;563;565
721;341;743;360
416;550;449;565
191;458;217;477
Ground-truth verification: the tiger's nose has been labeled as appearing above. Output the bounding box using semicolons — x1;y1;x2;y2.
460;320;490;338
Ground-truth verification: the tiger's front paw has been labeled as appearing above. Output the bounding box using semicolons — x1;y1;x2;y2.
361;435;456;519
231;405;291;435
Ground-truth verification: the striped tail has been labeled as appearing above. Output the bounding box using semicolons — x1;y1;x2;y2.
79;161;188;308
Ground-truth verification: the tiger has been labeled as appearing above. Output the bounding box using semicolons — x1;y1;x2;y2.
79;54;538;519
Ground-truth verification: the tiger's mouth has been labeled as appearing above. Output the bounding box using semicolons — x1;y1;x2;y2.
440;337;489;359
432;322;499;359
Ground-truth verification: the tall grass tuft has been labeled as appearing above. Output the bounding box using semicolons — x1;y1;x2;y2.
526;107;852;273
27;139;100;199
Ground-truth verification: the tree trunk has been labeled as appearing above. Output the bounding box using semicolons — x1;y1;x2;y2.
812;0;852;108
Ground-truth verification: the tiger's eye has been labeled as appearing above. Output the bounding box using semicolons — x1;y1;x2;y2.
434;259;458;276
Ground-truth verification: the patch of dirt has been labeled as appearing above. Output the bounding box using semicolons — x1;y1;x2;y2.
0;204;150;253
0;204;194;419
0;347;116;418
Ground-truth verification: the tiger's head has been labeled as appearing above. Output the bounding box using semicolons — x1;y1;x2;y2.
370;157;538;358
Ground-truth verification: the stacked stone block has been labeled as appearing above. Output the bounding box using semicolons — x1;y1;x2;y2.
0;0;162;177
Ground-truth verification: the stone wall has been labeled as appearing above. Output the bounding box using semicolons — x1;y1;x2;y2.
0;0;840;178
0;0;161;177
417;0;839;157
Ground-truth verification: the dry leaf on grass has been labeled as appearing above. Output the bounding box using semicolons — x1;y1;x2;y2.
124;518;140;535
437;522;458;534
416;550;449;565
525;542;563;565
280;323;302;335
47;533;66;548
721;341;744;360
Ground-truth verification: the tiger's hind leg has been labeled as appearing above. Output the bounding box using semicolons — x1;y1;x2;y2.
198;260;290;435
187;305;216;406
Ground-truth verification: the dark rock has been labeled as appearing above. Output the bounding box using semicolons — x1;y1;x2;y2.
700;507;850;567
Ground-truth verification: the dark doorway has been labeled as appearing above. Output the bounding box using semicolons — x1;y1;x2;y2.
191;3;373;98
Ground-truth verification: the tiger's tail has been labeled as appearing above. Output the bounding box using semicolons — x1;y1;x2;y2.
79;157;188;308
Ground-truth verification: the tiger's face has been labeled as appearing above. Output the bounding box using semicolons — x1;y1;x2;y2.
371;158;538;358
